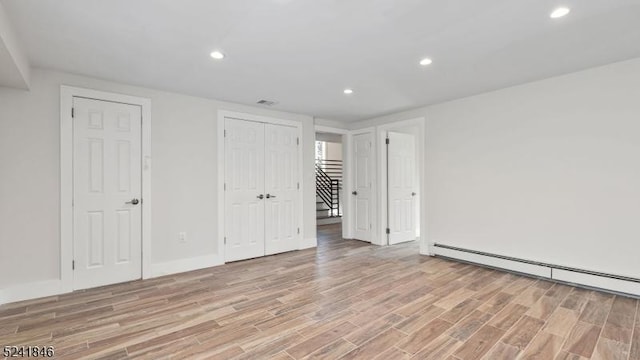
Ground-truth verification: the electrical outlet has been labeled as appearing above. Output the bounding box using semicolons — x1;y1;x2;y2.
179;232;187;243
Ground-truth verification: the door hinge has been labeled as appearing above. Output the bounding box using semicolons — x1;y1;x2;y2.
385;138;389;145
296;137;299;145
386;228;390;234
71;108;75;118
72;260;75;270
224;183;226;191
224;237;226;244
297;228;300;234
224;129;227;137
297;182;300;190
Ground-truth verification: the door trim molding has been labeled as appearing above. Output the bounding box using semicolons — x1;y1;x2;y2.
217;110;304;263
60;85;152;293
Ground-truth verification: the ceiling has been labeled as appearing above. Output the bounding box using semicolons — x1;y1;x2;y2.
3;0;640;122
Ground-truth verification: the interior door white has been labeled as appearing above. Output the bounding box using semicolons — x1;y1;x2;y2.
353;133;373;242
225;118;266;262
387;132;417;244
264;124;299;255
73;97;142;290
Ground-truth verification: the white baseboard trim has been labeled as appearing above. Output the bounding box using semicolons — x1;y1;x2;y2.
150;254;224;278
0;279;68;306
0;254;226;306
433;243;640;297
299;237;317;250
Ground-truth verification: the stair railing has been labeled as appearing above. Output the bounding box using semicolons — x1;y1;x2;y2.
315;159;342;217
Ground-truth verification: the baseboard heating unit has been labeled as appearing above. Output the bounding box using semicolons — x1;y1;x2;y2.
432;243;640;298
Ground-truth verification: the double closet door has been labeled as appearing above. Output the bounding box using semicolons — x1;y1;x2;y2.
225;118;300;262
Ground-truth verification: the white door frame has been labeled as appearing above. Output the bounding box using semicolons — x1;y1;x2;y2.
314;124;350;238
60;85;152;292
376;118;426;252
217;110;304;263
348;127;378;245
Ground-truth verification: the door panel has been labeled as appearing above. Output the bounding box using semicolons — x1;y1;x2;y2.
73;97;142;290
388;132;417;244
225;118;265;262
353;133;373;241
264;124;299;255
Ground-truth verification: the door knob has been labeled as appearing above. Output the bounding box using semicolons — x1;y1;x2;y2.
411;192;416;196
257;194;264;199
126;198;140;205
266;194;276;199
352;191;358;195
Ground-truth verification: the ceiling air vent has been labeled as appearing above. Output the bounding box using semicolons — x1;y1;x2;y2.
256;99;278;106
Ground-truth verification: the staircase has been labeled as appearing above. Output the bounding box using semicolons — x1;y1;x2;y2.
316;159;342;225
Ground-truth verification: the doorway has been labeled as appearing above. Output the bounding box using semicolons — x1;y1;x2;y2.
223;115;302;262
61;86;152;292
314;125;351;244
377;118;425;250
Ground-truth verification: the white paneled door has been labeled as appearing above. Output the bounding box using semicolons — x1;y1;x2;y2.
353;133;373;242
225;119;266;262
73;97;142;290
387;132;417;245
264;124;299;255
225;118;300;262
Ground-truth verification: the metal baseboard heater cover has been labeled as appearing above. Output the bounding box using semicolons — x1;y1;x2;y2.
433;243;640;297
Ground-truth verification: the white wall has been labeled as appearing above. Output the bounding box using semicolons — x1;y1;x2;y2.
314;118;349;130
315;132;342;144
0;68;316;291
325;142;342;161
0;1;30;89
353;57;640;280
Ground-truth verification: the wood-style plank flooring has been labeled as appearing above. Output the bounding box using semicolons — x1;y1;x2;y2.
1;224;639;359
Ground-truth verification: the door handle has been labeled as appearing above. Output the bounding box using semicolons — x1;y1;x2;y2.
352;191;358;196
266;194;276;199
257;194;264;199
126;198;140;205
411;192;416;196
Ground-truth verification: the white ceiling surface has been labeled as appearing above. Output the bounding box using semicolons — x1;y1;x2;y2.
3;0;640;122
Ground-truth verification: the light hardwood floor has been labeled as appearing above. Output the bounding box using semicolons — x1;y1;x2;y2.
1;224;639;359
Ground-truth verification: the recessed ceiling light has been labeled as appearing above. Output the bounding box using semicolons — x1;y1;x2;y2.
210;50;225;60
550;7;570;18
343;89;353;95
419;58;433;66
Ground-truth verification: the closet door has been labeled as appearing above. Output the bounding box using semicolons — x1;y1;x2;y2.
225;118;265;262
264;124;299;255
